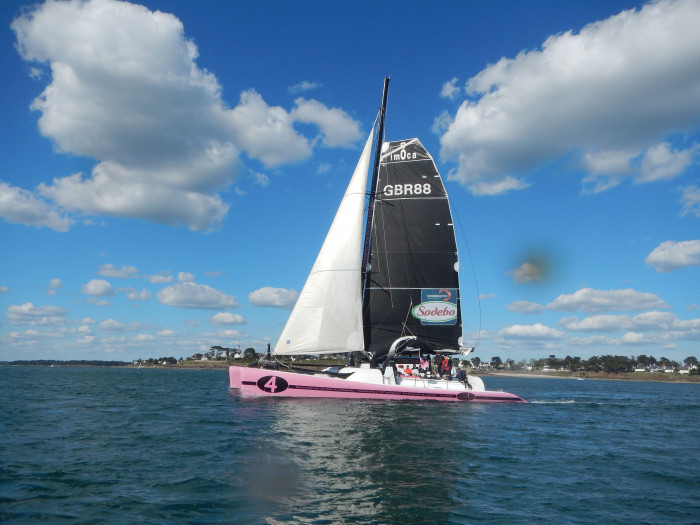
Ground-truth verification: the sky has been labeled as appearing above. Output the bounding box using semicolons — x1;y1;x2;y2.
1;0;699;364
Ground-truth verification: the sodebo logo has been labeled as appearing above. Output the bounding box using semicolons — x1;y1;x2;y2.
411;301;458;323
414;288;458;325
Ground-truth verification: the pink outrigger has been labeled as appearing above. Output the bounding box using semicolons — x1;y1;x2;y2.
230;365;525;402
230;79;525;404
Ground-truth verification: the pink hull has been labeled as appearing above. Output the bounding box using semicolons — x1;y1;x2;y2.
230;366;526;403
229;366;241;388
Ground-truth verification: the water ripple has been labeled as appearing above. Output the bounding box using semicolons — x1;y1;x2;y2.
1;368;698;524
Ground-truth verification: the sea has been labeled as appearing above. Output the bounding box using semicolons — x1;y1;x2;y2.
1;367;698;525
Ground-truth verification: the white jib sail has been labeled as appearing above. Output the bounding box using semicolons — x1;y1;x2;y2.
274;129;375;355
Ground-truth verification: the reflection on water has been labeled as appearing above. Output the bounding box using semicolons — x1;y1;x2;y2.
231;398;483;524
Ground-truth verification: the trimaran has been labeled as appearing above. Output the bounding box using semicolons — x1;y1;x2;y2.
230;79;525;403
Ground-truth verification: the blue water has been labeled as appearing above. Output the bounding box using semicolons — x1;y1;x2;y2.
1;367;698;524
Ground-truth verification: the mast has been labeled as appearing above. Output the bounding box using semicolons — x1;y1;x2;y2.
361;77;389;350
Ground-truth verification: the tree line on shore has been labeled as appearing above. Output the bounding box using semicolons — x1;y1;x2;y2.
485;354;698;374
5;350;697;376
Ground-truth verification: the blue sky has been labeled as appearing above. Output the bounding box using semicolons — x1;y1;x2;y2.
1;0;699;363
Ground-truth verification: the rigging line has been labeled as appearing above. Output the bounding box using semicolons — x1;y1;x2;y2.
453;206;482;350
401;298;416;338
362;111;382;210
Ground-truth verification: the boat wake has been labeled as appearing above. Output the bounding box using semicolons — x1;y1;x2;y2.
529;399;576;404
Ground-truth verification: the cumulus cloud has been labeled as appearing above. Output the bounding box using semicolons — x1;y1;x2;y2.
228;89;311;167
254;172;269;187
438;0;700;195
506;301;544;314
156;281;239;309
178;272;195;282
645;240;700;272
507;262;542;284
498;323;565;339
291;98;363;148
99;264;139;278
209;312;246;325
440;77;461;100
680;186;700;217
124;288;152;301
6;302;68;326
248;287;299;309
546;287;668;313
559;311;682;332
10;0;361;231
99;319;150;332
145;273;174;284
81;279;115;296
288;80;321;94
638;142;695;183
47;278;62;296
0;181;72;232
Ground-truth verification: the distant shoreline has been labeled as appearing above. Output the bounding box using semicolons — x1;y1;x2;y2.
476;370;700;384
3;360;698;383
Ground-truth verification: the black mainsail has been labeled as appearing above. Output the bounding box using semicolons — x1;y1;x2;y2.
362;138;463;358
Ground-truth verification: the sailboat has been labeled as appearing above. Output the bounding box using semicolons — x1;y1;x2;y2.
230;79;525;403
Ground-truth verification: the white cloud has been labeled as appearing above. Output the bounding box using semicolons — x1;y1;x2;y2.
47;278;62;296
212;329;245;340
620;331;647;344
254;172;269;187
99;319;150;332
11;0;361;231
81;279;115;296
288;80;321;94
546;287;668;313
0;286;9;294
468;177;530;197
559;311;680;332
645;240;700;272
248;287;299;309
291;98;363;148
178;272;195;282
124;288;152;301
440;77;461;100
99;264;139;278
507;262;542;284
0;181;72;231
438;0;700;195
156;281;239;309
99;319;127;332
506;301;544;314
6;303;68;326
680;186;700;217
228;90;311;167
210;312;246;325
145;273;174;284
498;323;565;339
12;0;234;231
638;142;695;183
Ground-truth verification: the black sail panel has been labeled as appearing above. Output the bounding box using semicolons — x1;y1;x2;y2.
363;139;462;358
